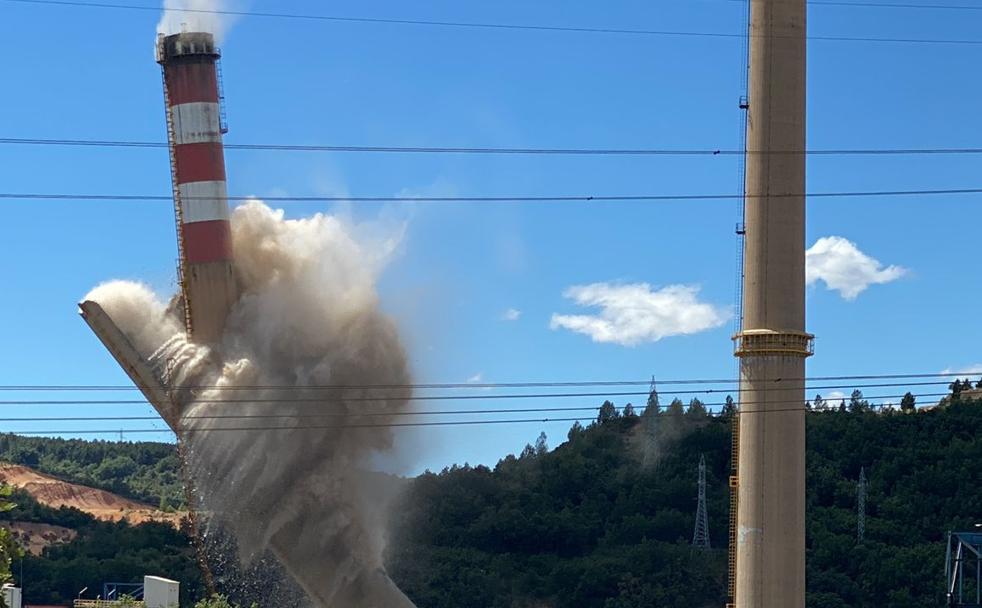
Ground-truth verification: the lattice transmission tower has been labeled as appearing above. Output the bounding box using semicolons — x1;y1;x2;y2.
693;454;711;549
858;467;868;543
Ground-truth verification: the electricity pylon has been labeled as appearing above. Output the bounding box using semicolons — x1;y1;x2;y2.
693;454;711;549
858;467;868;543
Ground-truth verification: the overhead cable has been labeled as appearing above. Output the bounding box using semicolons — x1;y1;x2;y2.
783;0;982;10
0;371;973;391
0;392;949;422
7;400;952;436
2;188;982;205
5;137;982;157
6;0;982;45
0;380;959;406
727;0;982;10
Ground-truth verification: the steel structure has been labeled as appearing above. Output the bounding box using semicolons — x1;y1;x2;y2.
732;0;812;606
857;467;867;543
947;532;982;607
693;454;711;549
103;582;143;601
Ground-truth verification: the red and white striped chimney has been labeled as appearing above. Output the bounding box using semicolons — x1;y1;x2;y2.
157;32;237;345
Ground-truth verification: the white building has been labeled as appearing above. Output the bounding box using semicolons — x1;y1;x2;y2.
2;584;22;608
143;576;179;608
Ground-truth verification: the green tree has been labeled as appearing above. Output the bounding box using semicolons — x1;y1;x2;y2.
686;398;708;419
951;379;964;399
622;403;636;418
645;381;660;415
193;595;257;608
814;394;826;411
900;392;916;414
722;395;737;418
597;401;619;424
849;390;869;413
0;485;22;608
666;398;685;418
567;421;584;441
534;432;548;456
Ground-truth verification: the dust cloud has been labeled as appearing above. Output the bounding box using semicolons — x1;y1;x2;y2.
84;201;417;607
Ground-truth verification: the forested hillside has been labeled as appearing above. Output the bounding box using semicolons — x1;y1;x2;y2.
3;390;981;607
5;490;203;606
0;435;182;508
389;395;982;608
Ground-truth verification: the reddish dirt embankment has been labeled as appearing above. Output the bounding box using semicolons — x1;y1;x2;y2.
0;462;181;526
2;520;76;555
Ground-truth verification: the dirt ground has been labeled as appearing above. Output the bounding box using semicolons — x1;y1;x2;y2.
0;462;182;527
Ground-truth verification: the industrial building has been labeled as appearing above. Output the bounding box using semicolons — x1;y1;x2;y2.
72;575;179;608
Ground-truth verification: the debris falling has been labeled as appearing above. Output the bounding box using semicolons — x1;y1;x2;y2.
84;201;417;607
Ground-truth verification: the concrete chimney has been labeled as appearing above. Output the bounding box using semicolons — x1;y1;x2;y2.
156;32;237;345
733;0;813;606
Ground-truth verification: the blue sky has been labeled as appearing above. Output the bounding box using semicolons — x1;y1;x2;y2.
1;0;980;473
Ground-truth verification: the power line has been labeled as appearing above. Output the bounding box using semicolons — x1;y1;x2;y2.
730;0;982;11
2;187;982;205
0;392;948;422
1;0;745;37
0;371;973;391
7;417;594;435
0;381;958;406
6;398;955;435
7;0;982;45
801;0;982;10
6;137;982;157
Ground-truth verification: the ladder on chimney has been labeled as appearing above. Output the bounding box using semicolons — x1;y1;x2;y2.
161;68;194;338
727;414;740;608
727;2;752;607
215;53;229;134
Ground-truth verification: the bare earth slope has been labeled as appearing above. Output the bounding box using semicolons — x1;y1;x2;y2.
2;521;77;555
0;462;180;526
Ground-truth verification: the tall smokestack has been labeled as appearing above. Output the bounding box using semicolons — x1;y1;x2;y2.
157;32;237;345
733;0;813;606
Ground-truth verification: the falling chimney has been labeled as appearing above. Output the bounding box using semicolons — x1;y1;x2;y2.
157;32;237;345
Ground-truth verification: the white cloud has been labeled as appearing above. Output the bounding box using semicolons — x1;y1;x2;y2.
806;236;906;300
465;373;483;384
941;364;982;376
501;308;522;321
549;283;729;346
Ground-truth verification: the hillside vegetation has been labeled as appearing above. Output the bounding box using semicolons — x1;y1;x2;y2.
6;489;203;606
388;395;982;608
0;435;182;509
3;390;981;607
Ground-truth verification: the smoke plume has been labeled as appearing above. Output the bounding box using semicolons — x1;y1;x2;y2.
157;0;243;42
85;201;417;607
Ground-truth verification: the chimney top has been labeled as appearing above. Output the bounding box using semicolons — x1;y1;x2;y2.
156;32;219;64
